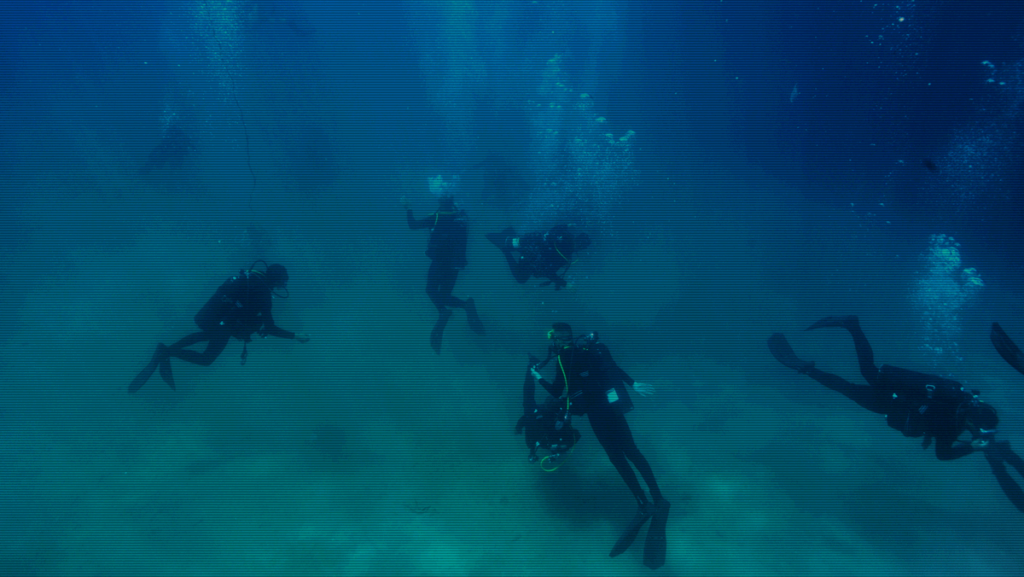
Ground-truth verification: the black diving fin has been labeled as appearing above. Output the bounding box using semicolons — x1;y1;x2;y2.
465;298;485;336
767;333;814;374
609;503;654;558
159;355;175;390
643;498;670;570
991;323;1024;377
129;343;168;393
430;309;453;355
486;227;516;251
804;315;856;331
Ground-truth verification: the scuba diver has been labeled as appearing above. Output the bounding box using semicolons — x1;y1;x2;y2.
404;194;485;354
768;316;1024;514
139;121;193;175
486;224;590;290
462;153;528;200
527;323;669;569
129;262;310;393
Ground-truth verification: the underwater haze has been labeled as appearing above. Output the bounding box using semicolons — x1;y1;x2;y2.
2;1;1024;575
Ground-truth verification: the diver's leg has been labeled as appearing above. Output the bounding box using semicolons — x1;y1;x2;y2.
805;316;879;384
167;330;230;366
804;366;886;414
439;267;466;309
129;343;170;393
843;317;881;385
167;331;210;350
613;413;664;501
488;228;530;282
590;409;649;505
425;261;447;312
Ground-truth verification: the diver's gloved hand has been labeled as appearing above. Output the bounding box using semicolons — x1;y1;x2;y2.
295;333;311;343
632;382;655;397
530;366;543;383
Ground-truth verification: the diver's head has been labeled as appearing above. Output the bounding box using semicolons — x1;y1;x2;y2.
548;322;574;350
963;402;999;436
266;263;289;289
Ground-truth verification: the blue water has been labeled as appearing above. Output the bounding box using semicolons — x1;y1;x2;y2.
1;1;1023;575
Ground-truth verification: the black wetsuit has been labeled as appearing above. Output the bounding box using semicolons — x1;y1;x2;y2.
407;208;469;312
139;124;193;175
805;319;975;461
497;225;576;289
130;269;297;393
533;342;663;505
173;269;295;366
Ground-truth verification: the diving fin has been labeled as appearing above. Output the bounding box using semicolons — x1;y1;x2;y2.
159;355;175;390
805;315;857;331
129;344;167;393
768;333;814;374
430;309;453;355
609;503;654;558
991;323;1024;377
465;298;485;336
642;498;670;570
486;227;516;251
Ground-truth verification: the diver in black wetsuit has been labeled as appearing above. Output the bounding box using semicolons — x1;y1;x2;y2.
404;194;485;354
769;316;1024;515
139;122;193;175
129;262;310;393
486;225;590;290
769;316;999;460
527;323;670;567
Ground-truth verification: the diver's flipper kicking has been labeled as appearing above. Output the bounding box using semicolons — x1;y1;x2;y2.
485;227;516;252
429;300;484;354
991;323;1024;376
767;333;814;373
464;298;485;336
487;227;530;282
430;309;453;355
609;503;654;558
608;497;670;569
984;441;1024;514
158;354;175;390
805;315;857;332
129;344;173;393
643;498;671;570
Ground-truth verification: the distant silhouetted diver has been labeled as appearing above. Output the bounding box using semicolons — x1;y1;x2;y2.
464;154;529;196
139;124;193;175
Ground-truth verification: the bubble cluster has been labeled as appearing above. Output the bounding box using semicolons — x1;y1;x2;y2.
189;0;247;94
525;56;636;231
911;234;984;368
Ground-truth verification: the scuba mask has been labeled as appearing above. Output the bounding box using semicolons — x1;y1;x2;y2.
547;328;573;350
